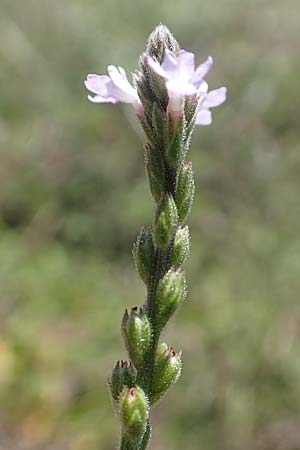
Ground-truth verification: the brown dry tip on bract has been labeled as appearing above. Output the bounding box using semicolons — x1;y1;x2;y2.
169;347;176;356
129;387;137;396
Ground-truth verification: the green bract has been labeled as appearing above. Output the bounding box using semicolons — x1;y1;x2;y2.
109;360;137;406
151;345;182;404
156;268;186;330
172;225;190;268
153;194;178;251
122;307;151;368
176;162;195;222
133;227;155;285
120;386;149;446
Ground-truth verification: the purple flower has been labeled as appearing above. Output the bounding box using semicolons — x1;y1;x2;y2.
147;49;227;125
84;65;140;109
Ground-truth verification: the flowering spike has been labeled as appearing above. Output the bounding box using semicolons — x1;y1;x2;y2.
84;24;226;450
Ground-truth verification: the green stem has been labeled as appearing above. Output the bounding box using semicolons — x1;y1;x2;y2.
120;421;151;450
138;420;151;450
144;245;166;397
120;437;131;450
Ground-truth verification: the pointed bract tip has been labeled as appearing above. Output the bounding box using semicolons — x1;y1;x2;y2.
146;24;180;63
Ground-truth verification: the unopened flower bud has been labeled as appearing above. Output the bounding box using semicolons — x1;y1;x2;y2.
108;360;137;405
120;386;149;446
145;144;165;202
156;268;186;330
153;194;178;251
146;24;180;63
122;307;151;368
133;227;155;284
151;345;182;404
172;226;190;268
175;162;195;222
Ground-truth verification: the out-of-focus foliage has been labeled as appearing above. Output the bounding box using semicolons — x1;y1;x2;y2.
0;0;300;449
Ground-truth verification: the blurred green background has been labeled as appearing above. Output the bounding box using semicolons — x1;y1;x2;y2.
1;0;300;449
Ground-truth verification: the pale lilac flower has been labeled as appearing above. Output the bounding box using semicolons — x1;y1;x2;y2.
84;65;140;109
147;49;227;125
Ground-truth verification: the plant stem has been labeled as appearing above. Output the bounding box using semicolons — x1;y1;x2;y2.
138;420;151;450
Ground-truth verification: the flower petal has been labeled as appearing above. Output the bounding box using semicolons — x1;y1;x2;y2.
87;94;118;104
84;74;111;95
195;109;212;126
192;56;213;87
167;80;197;97
198;80;209;95
177;50;195;82
85;67;138;104
167;91;185;117
146;56;168;80
202;86;227;108
107;65;137;102
161;49;178;74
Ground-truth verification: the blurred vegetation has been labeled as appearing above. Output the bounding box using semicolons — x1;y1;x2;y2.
0;0;300;449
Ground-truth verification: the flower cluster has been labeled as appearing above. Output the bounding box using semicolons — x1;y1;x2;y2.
85;44;226;126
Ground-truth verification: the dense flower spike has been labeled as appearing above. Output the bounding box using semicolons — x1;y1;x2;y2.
85;30;226;127
84;24;226;450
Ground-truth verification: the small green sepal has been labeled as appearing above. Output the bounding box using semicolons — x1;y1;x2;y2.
175;162;195;222
184;96;199;147
151;345;182;404
133;227;155;284
145;144;165;202
152;101;167;145
122;307;151;368
108;360;137;406
171;225;190;268
120;385;149;446
166;114;185;168
153;194;178;251
156;268;186;329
